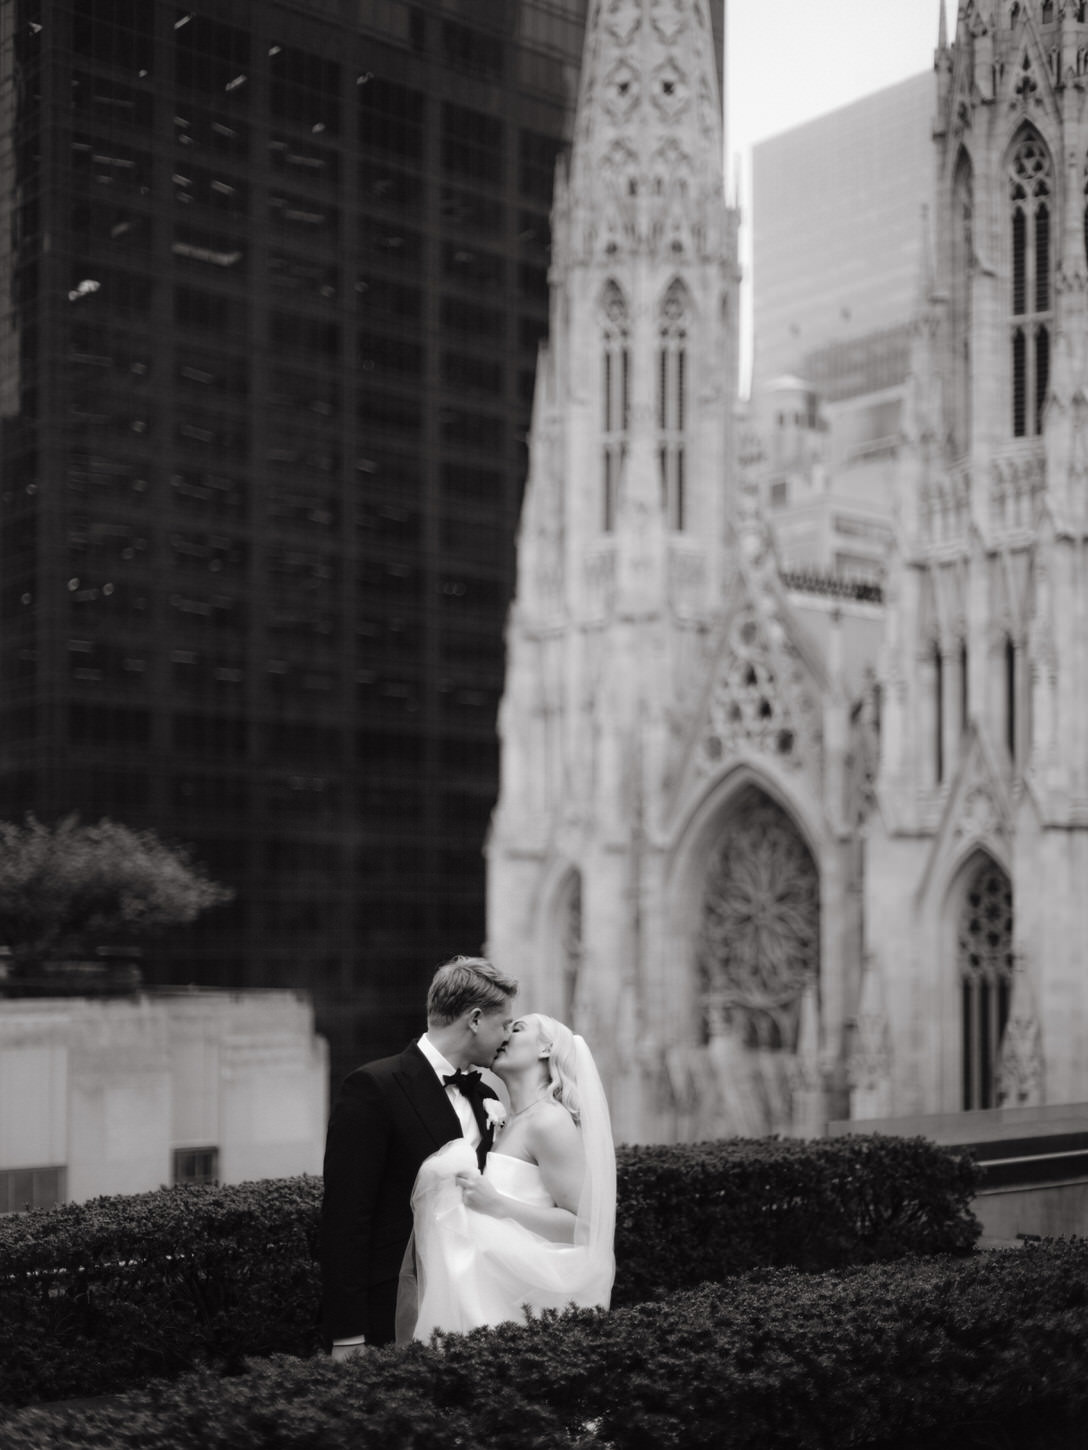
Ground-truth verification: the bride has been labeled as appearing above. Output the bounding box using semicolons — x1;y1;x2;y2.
397;1014;616;1341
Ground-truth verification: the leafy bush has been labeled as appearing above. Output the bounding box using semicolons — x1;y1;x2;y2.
0;1134;979;1407
0;814;231;974
0;1178;321;1407
2;1240;1085;1450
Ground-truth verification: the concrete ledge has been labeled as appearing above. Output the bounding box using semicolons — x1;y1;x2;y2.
828;1101;1088;1146
828;1102;1088;1241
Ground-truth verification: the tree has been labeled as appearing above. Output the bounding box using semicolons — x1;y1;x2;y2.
0;815;234;975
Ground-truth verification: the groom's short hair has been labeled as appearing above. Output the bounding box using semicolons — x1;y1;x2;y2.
426;955;517;1025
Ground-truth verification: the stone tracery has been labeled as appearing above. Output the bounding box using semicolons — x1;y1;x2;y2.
699;608;816;772
605;0;641;46
651;0;687;45
957;855;1014;1110
697;787;820;1050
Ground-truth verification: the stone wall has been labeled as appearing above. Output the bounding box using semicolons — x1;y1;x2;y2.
0;989;328;1207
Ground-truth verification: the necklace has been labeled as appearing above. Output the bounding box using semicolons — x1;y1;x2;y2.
506;1092;552;1122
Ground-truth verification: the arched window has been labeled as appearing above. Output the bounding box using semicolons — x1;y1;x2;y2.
959;638;969;731
932;642;945;784
951;152;973;455
1004;635;1017;760
697;786;820;1051
600;282;629;533
958;856;1013;1110
657;281;688;531
1008;132;1052;437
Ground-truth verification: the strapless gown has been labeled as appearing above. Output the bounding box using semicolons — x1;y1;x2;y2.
398;1137;609;1341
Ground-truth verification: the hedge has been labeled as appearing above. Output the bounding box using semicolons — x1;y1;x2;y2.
2;1239;1085;1450
612;1134;979;1300
0;1134;979;1407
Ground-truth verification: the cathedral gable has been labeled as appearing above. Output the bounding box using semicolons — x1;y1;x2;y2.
945;3;1067;136
667;530;826;821
915;723;1013;907
1006;42;1047;117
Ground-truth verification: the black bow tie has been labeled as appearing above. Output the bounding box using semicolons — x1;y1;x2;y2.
443;1068;492;1168
443;1068;483;1099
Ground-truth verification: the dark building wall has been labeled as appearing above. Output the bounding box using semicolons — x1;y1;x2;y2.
0;0;587;1088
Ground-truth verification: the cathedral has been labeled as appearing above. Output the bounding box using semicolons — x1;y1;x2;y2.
486;0;1088;1144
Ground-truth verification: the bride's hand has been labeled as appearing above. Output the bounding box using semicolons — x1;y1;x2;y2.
455;1170;507;1217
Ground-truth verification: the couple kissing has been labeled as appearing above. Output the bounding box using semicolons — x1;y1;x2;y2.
319;955;616;1350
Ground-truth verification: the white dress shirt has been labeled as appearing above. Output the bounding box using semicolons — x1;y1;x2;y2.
417;1033;482;1152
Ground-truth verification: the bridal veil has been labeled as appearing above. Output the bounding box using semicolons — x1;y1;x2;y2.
397;1018;616;1340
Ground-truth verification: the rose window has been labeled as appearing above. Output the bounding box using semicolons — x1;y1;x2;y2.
698;787;819;1049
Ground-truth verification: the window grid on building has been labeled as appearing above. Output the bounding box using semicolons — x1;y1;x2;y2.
0;1165;66;1214
173;1146;219;1185
0;0;589;1091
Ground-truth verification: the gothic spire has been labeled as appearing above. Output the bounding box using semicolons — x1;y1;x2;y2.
569;0;725;262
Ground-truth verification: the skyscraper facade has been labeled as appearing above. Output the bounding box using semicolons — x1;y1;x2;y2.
751;70;935;394
749;72;936;586
0;0;587;1083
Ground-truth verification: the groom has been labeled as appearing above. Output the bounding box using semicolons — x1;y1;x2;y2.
319;954;517;1353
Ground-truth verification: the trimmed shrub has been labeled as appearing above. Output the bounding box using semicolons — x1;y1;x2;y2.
613;1133;980;1301
0;1134;979;1407
0;1178;321;1407
2;1240;1085;1450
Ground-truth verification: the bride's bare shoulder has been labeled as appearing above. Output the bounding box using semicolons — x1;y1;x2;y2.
528;1099;580;1150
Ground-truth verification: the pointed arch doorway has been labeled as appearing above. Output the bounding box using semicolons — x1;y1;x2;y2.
697;785;820;1052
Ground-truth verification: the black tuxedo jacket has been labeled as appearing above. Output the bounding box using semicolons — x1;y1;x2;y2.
318;1040;497;1346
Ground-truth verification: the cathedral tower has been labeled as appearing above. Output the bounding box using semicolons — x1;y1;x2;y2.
865;1;1088;1118
487;0;739;1139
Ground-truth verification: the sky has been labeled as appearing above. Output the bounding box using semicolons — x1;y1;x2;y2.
725;0;945;387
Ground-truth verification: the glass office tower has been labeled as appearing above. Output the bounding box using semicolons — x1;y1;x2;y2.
752;71;935;394
0;0;588;1083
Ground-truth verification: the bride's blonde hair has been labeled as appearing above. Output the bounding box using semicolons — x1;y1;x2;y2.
532;1014;583;1124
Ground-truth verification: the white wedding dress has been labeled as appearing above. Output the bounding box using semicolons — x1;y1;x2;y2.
397;1136;613;1342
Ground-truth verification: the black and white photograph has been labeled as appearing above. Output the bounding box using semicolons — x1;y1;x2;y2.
0;2;1086;1445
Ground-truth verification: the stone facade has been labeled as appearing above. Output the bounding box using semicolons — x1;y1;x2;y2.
488;0;1088;1143
487;0;854;1143
0;990;328;1207
863;0;1088;1119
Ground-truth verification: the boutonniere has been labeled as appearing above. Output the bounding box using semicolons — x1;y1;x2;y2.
483;1099;507;1132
